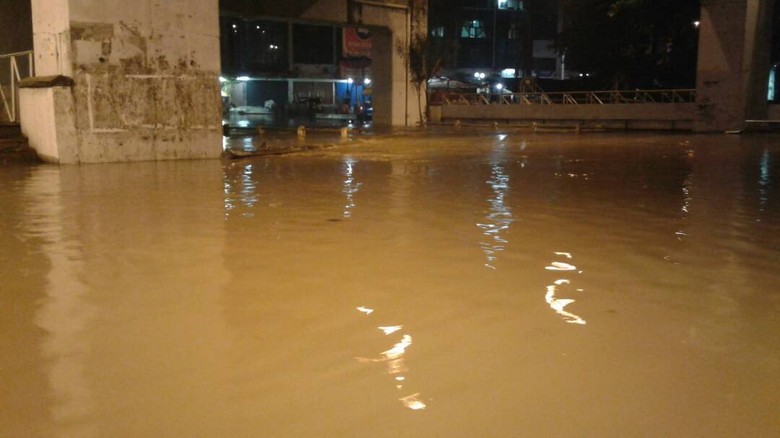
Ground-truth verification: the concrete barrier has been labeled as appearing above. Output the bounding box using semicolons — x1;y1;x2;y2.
440;103;697;131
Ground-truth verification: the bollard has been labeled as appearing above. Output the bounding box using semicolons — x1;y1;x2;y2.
340;127;348;139
297;125;306;137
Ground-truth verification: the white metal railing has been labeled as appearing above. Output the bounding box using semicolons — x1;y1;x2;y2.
1;50;34;123
435;88;696;106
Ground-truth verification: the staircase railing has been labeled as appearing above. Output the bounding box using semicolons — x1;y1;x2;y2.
0;50;34;123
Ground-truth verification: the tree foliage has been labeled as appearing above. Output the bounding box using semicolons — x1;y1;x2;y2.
557;0;700;89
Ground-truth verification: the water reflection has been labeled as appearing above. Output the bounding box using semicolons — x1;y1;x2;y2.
477;140;514;269
25;169;98;437
224;162;260;219
342;157;361;218
355;307;427;410
673;173;694;246
758;148;771;215
544;253;586;325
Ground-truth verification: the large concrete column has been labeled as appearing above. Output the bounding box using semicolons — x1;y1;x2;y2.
20;0;223;163
695;0;776;132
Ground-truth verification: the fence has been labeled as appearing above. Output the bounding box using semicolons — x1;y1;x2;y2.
0;50;34;123
436;88;696;106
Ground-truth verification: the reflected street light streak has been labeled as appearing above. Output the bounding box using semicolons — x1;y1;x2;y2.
400;393;427;410
342;157;361;218
379;325;403;335
354;307;428;410
545;261;576;271
478;162;513;269
544;254;587;325
223;162;259;219
356;306;374;315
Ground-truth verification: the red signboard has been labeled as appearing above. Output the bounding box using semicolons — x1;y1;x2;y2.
342;28;372;59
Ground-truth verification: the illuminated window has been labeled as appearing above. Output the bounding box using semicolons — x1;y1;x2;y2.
431;26;444;38
461;20;486;39
498;0;523;10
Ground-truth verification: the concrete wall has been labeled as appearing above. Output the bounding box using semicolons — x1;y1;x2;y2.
19;84;78;162
440;103;697;131
695;0;776;132
22;0;223;163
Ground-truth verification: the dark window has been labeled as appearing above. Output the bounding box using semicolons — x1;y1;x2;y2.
293;24;334;64
219;19;288;75
244;21;287;71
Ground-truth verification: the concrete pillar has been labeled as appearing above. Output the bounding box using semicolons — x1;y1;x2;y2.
301;0;422;127
21;0;223;163
695;0;776;132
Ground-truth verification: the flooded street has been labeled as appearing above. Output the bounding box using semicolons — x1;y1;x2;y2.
2;131;779;437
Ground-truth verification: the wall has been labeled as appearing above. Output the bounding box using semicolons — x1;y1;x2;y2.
440;102;697;131
23;0;223;163
695;0;775;132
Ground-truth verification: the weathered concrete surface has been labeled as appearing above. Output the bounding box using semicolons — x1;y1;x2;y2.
695;0;776;132
22;0;223;163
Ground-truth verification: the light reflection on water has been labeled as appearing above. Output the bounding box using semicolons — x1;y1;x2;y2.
545;253;587;325
2;133;779;437
354;307;427;410
342;157;360;218
477;162;513;269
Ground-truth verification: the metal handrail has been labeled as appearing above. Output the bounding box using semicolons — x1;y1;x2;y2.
1;50;34;123
434;88;696;106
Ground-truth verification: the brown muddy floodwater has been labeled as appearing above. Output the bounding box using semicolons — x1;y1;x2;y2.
1;131;779;437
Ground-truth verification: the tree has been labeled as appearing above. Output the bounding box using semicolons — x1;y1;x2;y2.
397;33;434;125
398;0;458;125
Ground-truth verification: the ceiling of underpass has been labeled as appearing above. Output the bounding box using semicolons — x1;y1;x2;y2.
220;0;324;18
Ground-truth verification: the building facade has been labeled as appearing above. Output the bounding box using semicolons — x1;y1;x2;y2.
428;0;562;90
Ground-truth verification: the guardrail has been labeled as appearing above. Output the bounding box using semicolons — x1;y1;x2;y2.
435;88;696;106
1;50;34;123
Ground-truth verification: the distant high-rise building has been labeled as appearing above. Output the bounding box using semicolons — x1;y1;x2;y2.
428;0;563;87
